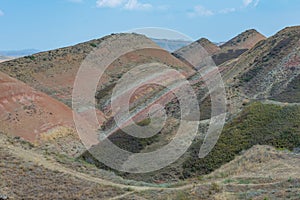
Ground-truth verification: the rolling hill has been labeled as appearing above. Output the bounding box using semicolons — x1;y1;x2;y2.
0;34;195;110
0;71;74;143
224;26;300;103
212;29;266;65
174;29;266;66
0;26;300;199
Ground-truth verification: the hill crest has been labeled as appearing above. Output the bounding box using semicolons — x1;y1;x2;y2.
220;29;266;50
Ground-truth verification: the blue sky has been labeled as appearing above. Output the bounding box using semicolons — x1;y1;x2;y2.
0;0;300;51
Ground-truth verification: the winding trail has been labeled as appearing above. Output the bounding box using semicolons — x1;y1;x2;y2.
0;135;197;192
262;99;300;106
1;98;299;199
1;130;297;200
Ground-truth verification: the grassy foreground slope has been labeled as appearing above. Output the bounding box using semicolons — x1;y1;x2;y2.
2;131;299;199
81;101;300;183
182;102;300;178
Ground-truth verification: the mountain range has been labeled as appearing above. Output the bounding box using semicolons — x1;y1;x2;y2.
151;38;192;52
0;26;300;199
0;49;40;57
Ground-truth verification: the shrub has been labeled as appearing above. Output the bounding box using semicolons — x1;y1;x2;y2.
209;182;221;194
24;55;35;61
90;43;97;48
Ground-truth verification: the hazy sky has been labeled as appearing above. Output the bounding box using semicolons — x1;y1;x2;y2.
1;0;300;50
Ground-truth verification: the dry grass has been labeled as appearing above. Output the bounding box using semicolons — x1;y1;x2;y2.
0;145;126;199
1;129;300;200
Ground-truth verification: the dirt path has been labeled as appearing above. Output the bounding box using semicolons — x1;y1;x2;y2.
0;139;153;191
262;99;300;106
108;192;136;200
0;137;201;193
0;136;214;194
2;137;297;200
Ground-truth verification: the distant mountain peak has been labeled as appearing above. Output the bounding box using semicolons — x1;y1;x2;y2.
0;49;40;57
196;37;212;43
195;38;221;55
220;29;266;50
151;38;192;52
174;37;220;57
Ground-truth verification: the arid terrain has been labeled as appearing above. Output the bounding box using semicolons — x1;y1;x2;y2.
1;26;300;199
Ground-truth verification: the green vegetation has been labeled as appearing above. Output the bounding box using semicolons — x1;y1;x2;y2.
223;179;235;184
240;65;263;82
137;117;151;127
212;49;247;65
237;179;251;185
174;191;191;200
80;126;160;173
209;182;221;194
24;55;35;61
182;102;300;178
90;43;97;48
81;101;300;183
95;83;116;101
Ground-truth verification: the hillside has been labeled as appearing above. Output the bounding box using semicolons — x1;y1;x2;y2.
174;29;266;66
213;29;266;65
172;38;220;66
1;130;299;199
0;33;199;157
137;145;300;200
0;134;129;199
220;29;266;50
0;33;195;110
80;101;300;184
0;71;76;143
0;34;198;159
224;26;300;103
1;26;300;199
174;38;220;56
78;25;300;182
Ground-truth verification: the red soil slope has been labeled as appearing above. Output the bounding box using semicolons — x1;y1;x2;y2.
0;72;75;142
0;34;195;146
0;34;195;108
